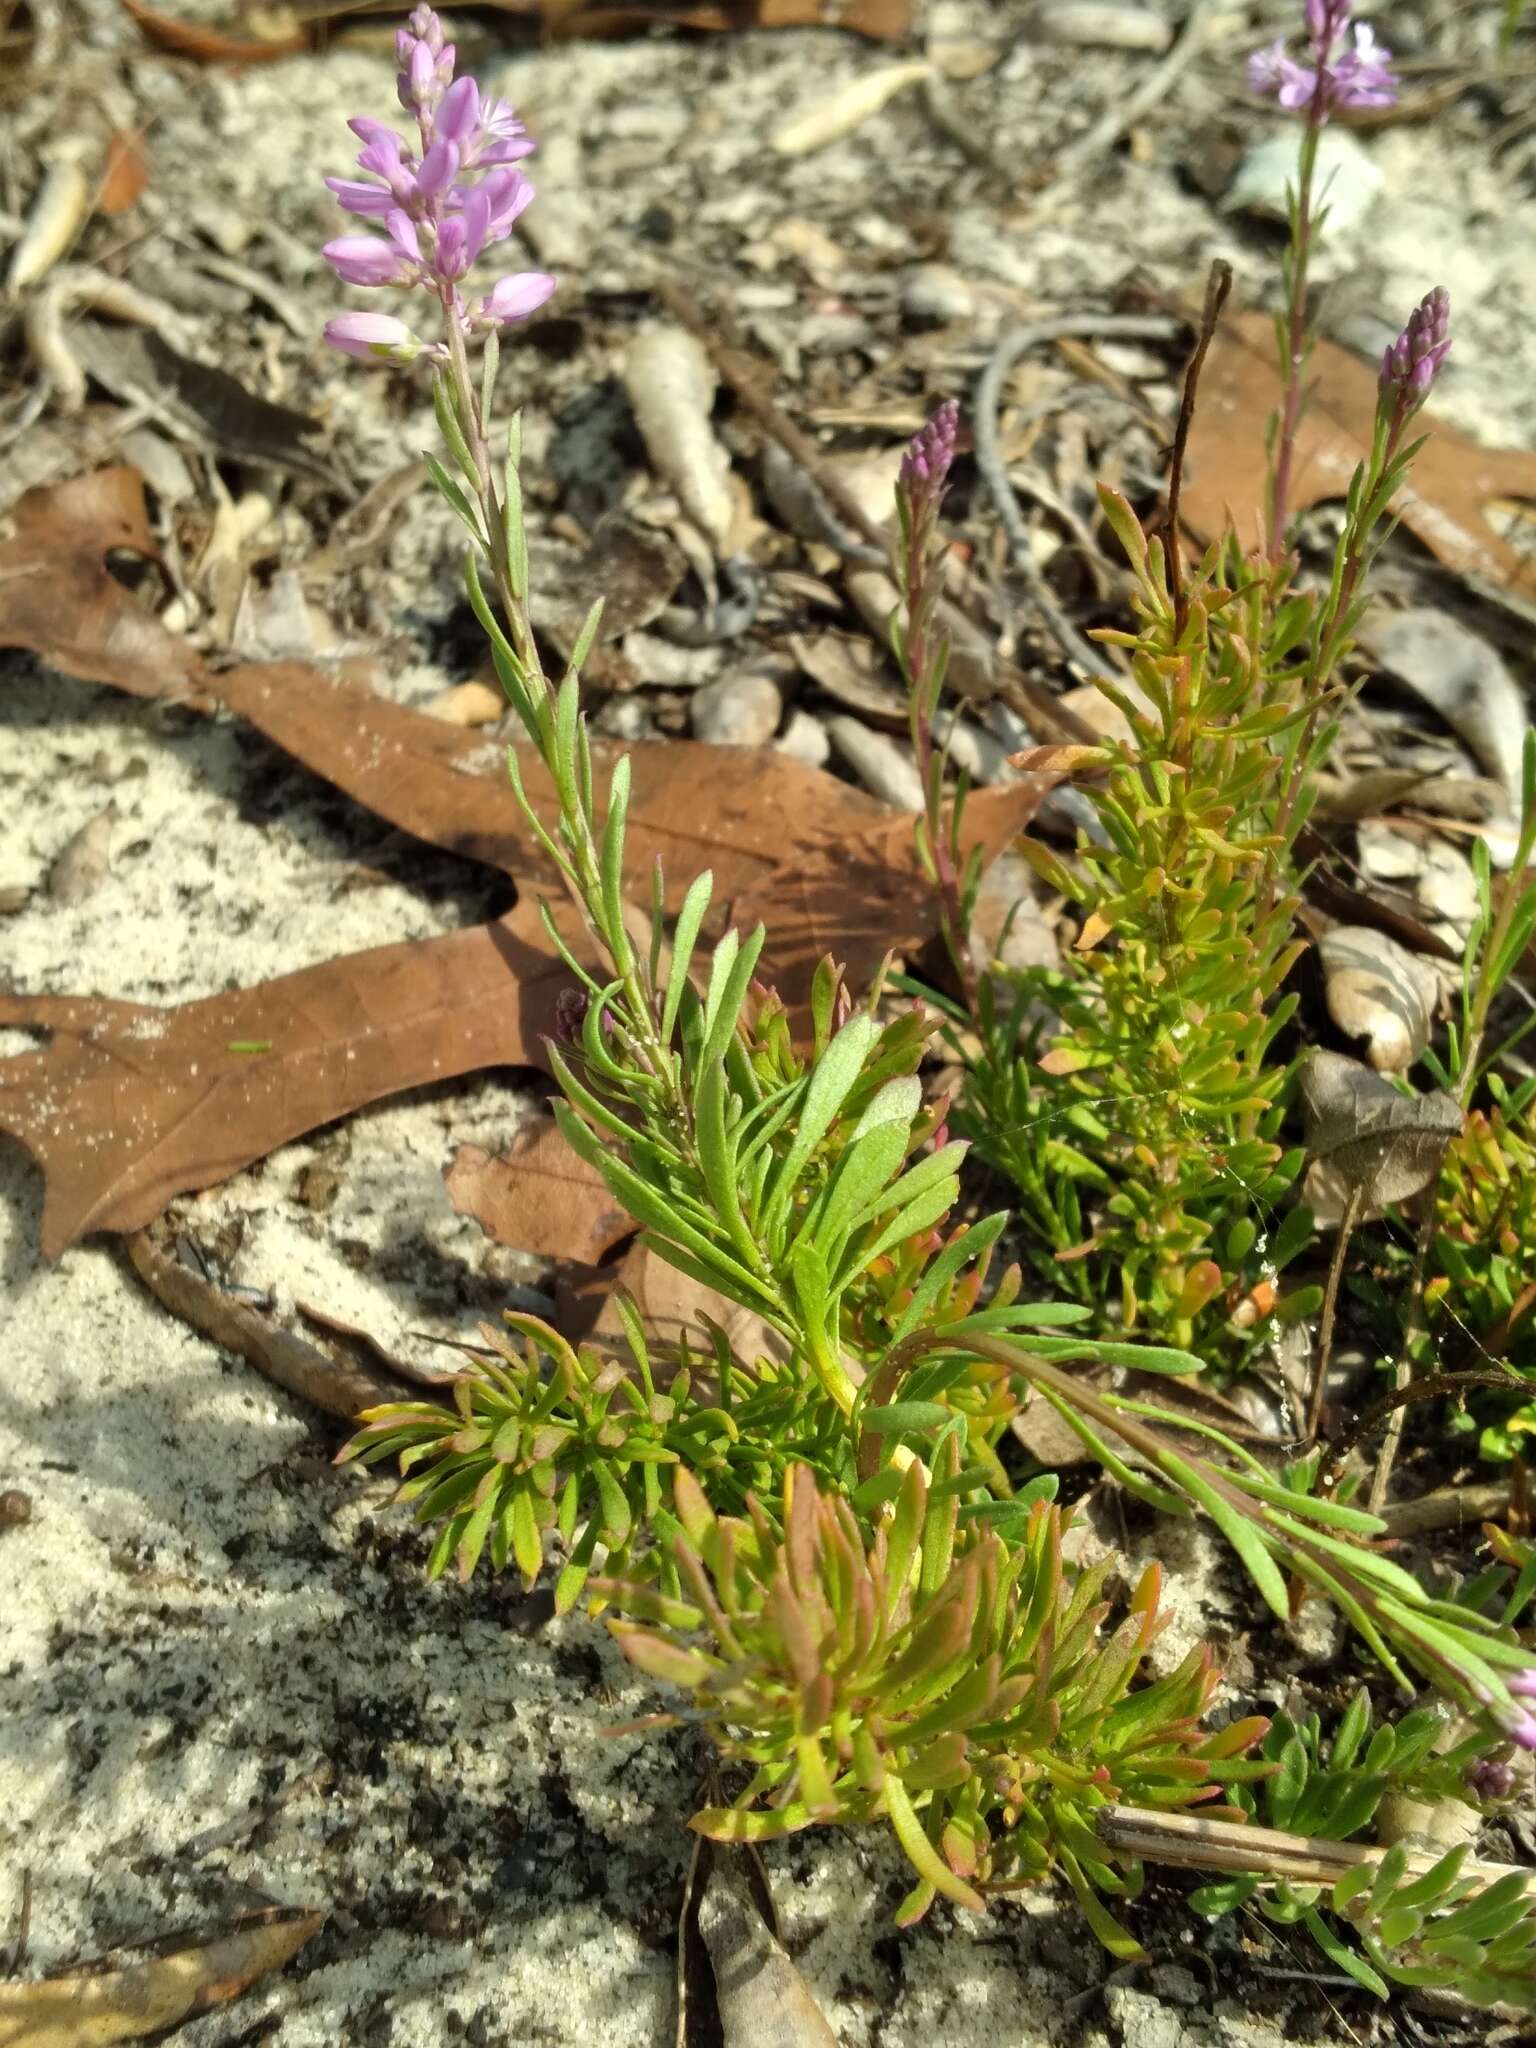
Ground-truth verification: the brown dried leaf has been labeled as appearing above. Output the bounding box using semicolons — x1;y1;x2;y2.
1299;1048;1463;1210
0;468;205;701
445;1118;634;1267
0;1904;322;2046
1183;311;1536;600
0;900;565;1258
118;0;308;62
541;0;909;37
0;468;1048;1260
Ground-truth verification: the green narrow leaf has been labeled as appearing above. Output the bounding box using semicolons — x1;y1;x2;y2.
1303;1908;1388;1997
1160;1451;1290;1619
883;1775;984;1913
662;871;714;1042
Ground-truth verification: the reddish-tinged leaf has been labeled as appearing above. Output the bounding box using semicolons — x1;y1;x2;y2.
1183;311;1536;599
0;900;564;1258
0;468;205;701
445;1117;634;1266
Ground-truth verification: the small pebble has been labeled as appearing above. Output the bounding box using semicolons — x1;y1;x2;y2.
775;708;831;769
900;263;976;327
1224;129;1381;238
690;672;783;747
0;1489;33;1527
1033;2;1172;52
827;717;925;809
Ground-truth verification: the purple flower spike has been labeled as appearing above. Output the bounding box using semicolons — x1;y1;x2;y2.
1248;0;1397;118
1507;1664;1536;1701
322;6;556;358
1505;1705;1536;1752
901;399;961;496
1380;287;1451;401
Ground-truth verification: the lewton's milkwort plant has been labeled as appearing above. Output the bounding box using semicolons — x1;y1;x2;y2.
325;7;1536;2001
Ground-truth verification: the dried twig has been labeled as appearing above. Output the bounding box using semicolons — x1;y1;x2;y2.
1378;1478;1515;1539
1322;1367;1526;1492
1166;260;1231;640
972;311;1186;677
1095;1803;1534;1894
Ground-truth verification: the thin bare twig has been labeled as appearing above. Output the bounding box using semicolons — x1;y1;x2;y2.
1306;1182;1364;1444
1322;1367;1526;1492
1048;0;1217;181
1378;1478;1515;1538
972;312;1186;677
1167;260;1232;640
1095;1803;1533;1894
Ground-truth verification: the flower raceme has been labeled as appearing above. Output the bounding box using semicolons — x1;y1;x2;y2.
1248;0;1397;116
321;3;554;363
1380;286;1452;401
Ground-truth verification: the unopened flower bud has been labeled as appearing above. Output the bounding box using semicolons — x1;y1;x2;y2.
1466;1754;1518;1801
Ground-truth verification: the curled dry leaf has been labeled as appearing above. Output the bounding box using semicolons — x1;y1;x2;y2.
1182;311;1536;601
0;1904;323;2047
1318;924;1440;1074
96;129;151;215
6;149;93;293
126;1230;408;1421
1360;605;1531;808
445;1117;635;1267
47;803;116;905
0;468;205;701
622;326;735;556
1300;1048;1463;1213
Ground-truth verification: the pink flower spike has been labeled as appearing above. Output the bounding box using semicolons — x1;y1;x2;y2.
478;271;557;325
325;311;420;361
1505;1706;1536;1751
1508;1666;1536;1700
323;233;415;287
436;76;481;144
